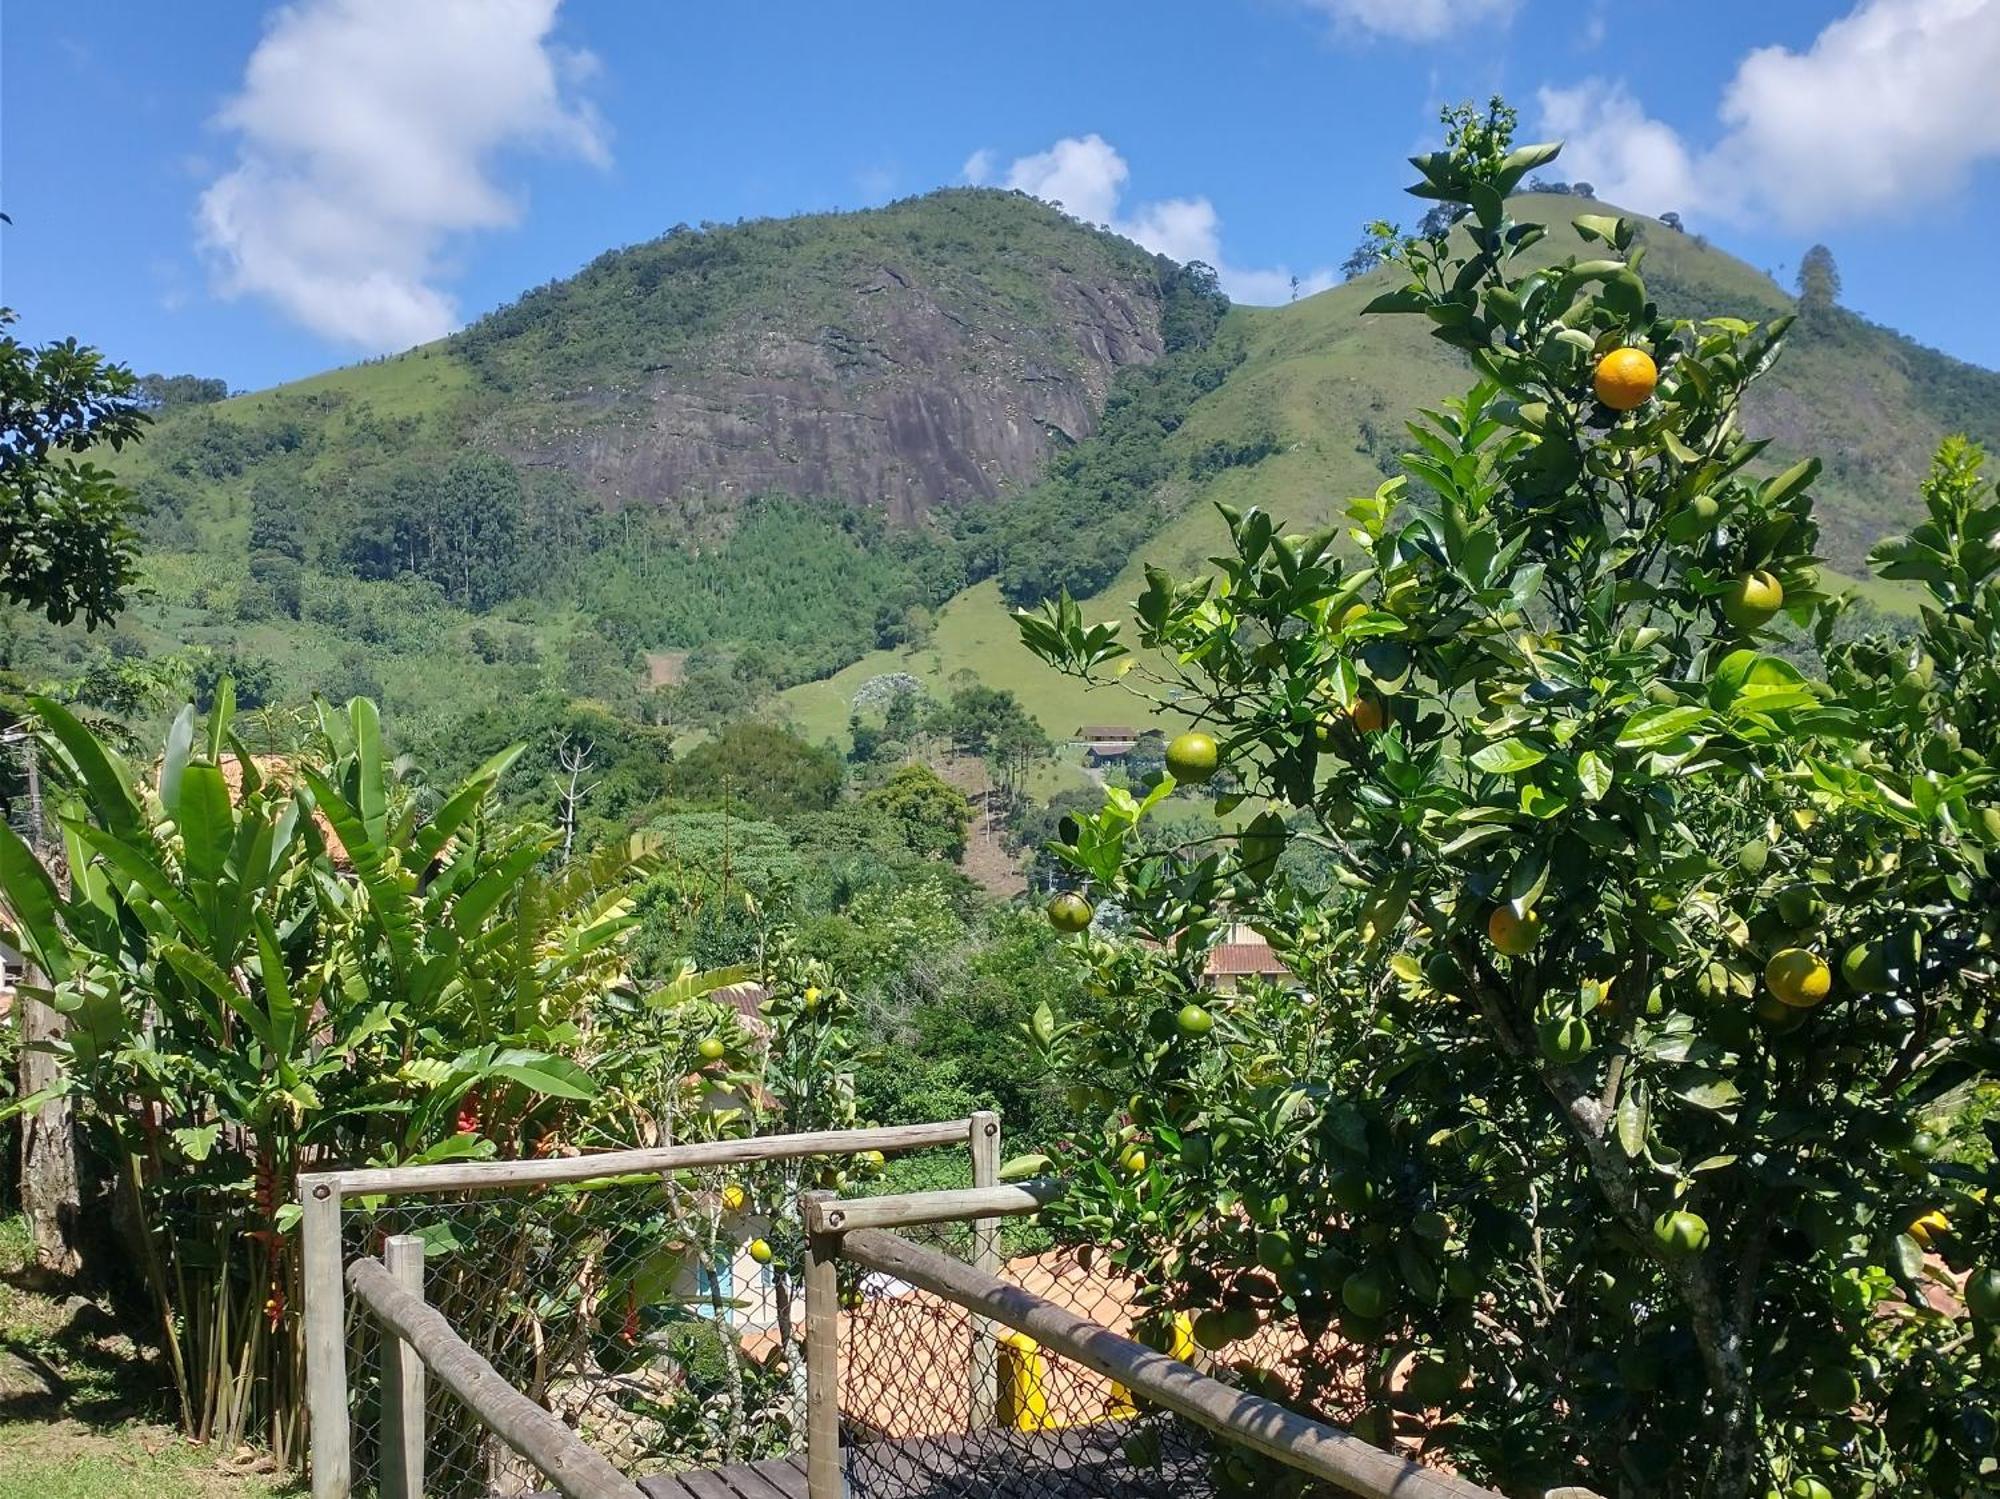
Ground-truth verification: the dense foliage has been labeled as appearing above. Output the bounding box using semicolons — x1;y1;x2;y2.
0;308;148;626
0;693;668;1460
1018;104;1997;1498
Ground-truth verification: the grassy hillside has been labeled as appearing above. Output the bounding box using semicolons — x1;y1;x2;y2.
780;195;1984;747
1104;195;2000;599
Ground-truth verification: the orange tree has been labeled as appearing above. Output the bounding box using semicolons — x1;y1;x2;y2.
1015;102;1997;1498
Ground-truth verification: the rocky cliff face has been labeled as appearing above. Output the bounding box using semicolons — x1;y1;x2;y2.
468;190;1173;525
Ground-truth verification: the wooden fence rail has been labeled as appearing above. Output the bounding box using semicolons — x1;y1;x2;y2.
301;1115;994;1498
348;1255;645;1499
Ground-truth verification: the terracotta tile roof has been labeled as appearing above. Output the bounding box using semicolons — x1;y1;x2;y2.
1206;941;1287;977
714;981;771;1036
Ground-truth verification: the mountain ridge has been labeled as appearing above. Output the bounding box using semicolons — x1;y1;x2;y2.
26;187;2000;753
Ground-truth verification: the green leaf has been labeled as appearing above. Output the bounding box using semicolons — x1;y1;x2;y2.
204;679;234;762
160;939;263;1049
254;911;299;1065
1616;1084;1647;1159
1361;287;1428;316
160;706;195;814
1572;214;1624;244
0;821;72;982
487;1051;597;1101
169;761;235;891
350;697;388;844
172;1123;222;1163
32;698;142;837
1471;738;1547;774
1665;1069;1742;1117
1578;750;1613;802
1759;457;1820;508
69;824;205;942
1495;141;1561;194
1616;705;1709;748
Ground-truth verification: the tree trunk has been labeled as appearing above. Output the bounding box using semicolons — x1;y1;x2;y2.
13;742;81;1277
18;982;80;1277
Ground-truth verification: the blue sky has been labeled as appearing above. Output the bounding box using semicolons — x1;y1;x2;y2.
7;0;1999;391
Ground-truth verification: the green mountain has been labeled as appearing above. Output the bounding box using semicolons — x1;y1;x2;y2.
1144;194;2000;583
21;189;1999;760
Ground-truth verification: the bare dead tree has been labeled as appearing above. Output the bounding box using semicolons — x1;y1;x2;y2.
554;738;597;866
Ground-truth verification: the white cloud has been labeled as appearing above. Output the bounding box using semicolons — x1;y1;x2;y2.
1539;0;2000;229
976;134;1334;305
198;0;607;352
1299;0;1515;44
1537;80;1703;212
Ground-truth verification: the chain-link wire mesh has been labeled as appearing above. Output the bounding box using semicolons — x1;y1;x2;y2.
337;1142;969;1498
836;1225;1236;1499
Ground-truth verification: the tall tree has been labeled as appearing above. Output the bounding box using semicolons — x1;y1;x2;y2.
0;308;148;626
1798;243;1842;317
0;307;146;1272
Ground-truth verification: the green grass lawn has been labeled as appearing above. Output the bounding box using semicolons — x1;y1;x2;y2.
0;1217;291;1499
776;578;1196;754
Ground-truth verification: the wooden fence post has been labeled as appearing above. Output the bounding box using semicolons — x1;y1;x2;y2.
967;1110;1001;1428
301;1175;350;1499
381;1234;426;1499
802;1189;841;1499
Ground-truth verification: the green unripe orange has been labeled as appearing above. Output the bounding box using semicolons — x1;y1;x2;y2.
1720;570;1785;631
1046;892;1093;933
1840;941;1891;994
1652;1209;1710;1259
1340;1266;1396;1319
1176;1003;1215;1038
1165;731;1221;784
1487;906;1543;956
1965;1267;2000;1321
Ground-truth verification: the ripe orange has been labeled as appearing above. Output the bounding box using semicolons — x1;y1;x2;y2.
1764;948;1832;1009
1593;347;1657;410
1721;571;1785;631
1906;1208;1950;1248
720;1183;748;1213
1349;694;1387;734
748;1238;774;1265
1487;906;1543;957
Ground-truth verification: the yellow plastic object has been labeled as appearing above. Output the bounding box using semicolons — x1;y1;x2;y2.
998;1331;1053;1431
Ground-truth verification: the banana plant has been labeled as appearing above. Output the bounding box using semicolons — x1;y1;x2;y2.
0;690;661;1464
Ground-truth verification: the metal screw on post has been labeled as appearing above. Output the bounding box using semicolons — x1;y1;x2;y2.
968;1110;1002;1428
301;1175;350;1499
